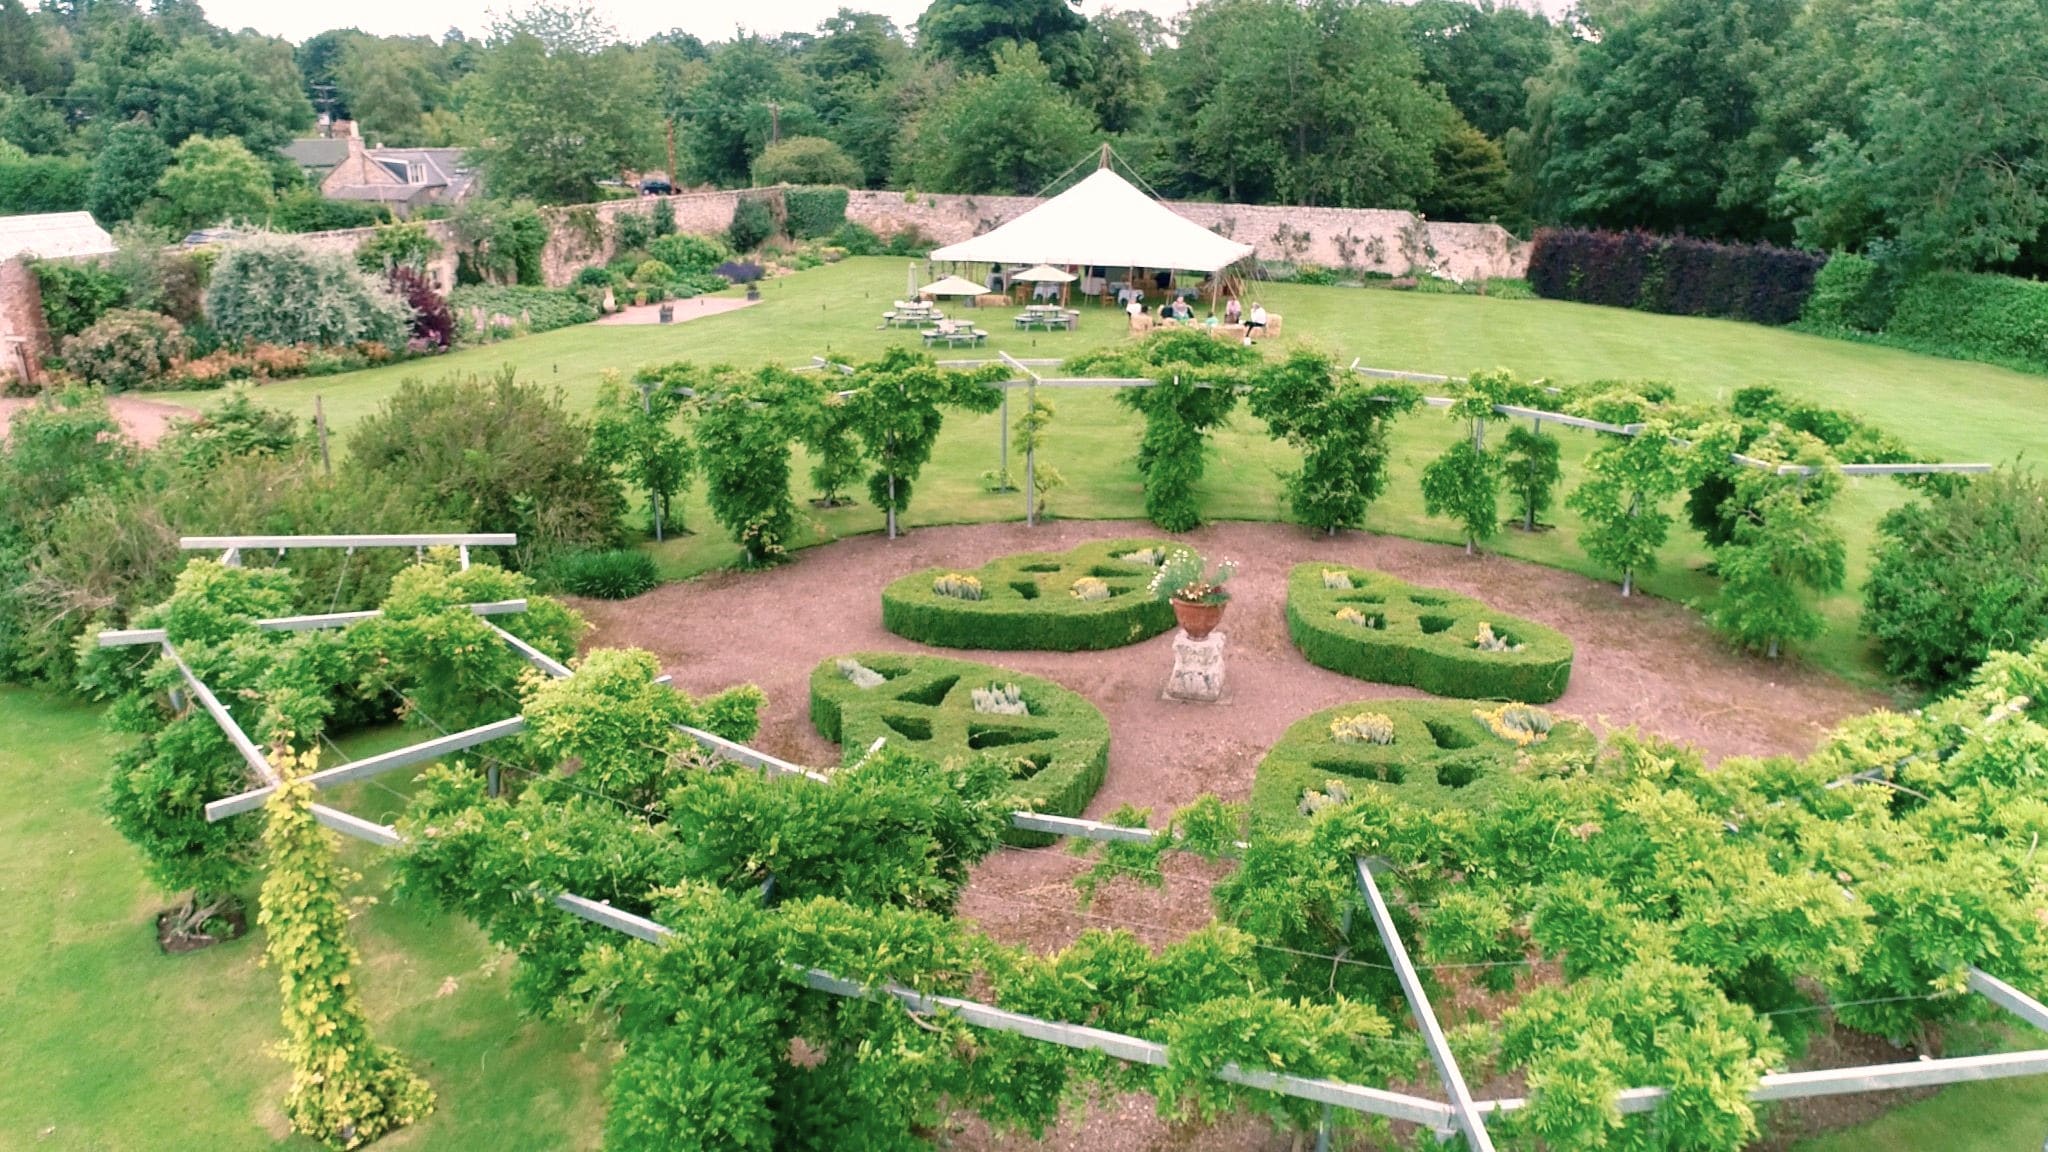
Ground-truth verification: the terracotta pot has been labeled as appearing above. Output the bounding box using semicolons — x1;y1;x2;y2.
1172;598;1225;639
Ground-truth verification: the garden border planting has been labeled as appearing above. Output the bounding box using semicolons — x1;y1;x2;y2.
808;651;1110;844
1252;698;1597;829
880;538;1178;651
1285;563;1574;701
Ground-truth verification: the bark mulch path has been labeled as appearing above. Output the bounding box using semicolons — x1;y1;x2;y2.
578;519;1893;1151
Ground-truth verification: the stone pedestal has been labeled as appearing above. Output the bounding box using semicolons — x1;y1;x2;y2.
1165;630;1227;702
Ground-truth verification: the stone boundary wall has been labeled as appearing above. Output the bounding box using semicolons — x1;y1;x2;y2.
846;190;1530;281
215;184;1527;293
0;257;51;384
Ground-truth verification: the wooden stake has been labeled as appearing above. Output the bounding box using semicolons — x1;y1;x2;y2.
315;395;331;476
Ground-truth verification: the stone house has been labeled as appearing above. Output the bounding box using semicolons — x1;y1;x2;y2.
282;121;479;217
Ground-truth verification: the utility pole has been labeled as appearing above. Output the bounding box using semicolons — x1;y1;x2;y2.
768;101;781;147
665;119;678;186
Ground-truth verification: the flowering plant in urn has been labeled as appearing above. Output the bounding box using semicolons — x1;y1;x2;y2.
1149;548;1236;638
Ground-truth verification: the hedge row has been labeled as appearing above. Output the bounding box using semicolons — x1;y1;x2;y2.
0;155;87;215
1251;698;1596;830
881;539;1178;652
1527;227;1825;327
809;652;1110;846
1799;254;2048;372
783;186;850;240
1284;563;1574;702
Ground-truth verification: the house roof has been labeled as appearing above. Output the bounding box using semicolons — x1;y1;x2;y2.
929;168;1255;273
0;211;118;261
326;184;429;203
283;137;350;170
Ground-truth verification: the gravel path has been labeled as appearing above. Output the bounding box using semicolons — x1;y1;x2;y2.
577;519;1889;1151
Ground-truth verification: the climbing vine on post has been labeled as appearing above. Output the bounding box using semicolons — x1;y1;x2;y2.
1014;385;1063;524
1566;398;1690;596
1501;424;1562;531
841;347;1004;539
1247;349;1419;534
1708;433;1848;658
597;368;696;542
694;365;823;565
261;750;434;1148
1071;331;1253;533
1420;368;1529;554
800;392;865;508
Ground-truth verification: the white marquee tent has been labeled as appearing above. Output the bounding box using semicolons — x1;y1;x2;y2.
929;168;1254;274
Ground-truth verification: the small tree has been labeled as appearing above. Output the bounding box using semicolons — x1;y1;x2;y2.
1567;416;1689;596
1709;444;1847;659
153;135;274;233
1501;424;1562;531
1419;370;1530;554
598;368;696;540
1248;349;1419;534
89;117;172;225
801;393;865;508
261;752;434;1147
1013;386;1065;521
1073;330;1255;533
842;347;1004;538
694;365;821;565
388;267;454;348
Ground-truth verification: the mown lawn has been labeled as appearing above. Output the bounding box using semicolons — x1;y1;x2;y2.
0;690;608;1151
154;256;2044;685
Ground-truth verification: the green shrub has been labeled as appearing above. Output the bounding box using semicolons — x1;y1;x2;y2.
647;232;729;274
828;221;884;255
782;185;851;239
60;308;188;391
347;367;626;568
1884;271;2048;371
881;539;1178;651
445;286;596;340
1799;252;1896;333
1480;277;1535;299
726;197;775;253
269;190;386;233
1284;563;1574;701
33;259;130;339
1863;469;2048;689
540;548;660;600
205;237;410;349
1251;698;1595;830
753;137;862;188
808;651;1110;845
632;259;674;285
354;221;442;274
0;153;87;213
612;207;654;252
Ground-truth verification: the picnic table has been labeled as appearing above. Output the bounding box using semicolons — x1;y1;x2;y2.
1014;305;1078;332
921;321;988;348
882;304;942;328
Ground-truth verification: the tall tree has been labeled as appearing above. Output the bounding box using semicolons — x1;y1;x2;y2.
1775;0;2048;270
87;115;169;222
153;133;272;231
1074;10;1155;136
466;3;656;203
917;0;1086;86
1405;0;1561;141
903;43;1095;196
336;36;449;143
673;34;813;187
146;35;313;151
0;0;59;94
1162;0;1455;208
1530;0;1796;238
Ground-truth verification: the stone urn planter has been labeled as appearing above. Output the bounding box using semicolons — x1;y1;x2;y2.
1172;598;1225;640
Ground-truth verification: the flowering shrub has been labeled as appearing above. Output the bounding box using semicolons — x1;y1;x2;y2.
836;658;886;688
933;572;982;601
1474;622;1524;652
1117;546;1164;566
1070;576;1111;602
60;308;187;391
1148;548;1236;605
970;683;1028;715
206;236;410;350
1476;703;1555;745
1334;606;1384;630
1329;712;1395;746
1321;569;1352;589
390;266;454;349
1297;779;1352;817
715;260;764;285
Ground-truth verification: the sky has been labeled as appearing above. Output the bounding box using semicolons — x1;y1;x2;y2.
195;0;1203;45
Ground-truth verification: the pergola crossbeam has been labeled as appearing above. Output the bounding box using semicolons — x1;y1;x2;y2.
1356;857;1495;1150
311;803;405;847
163;642;276;786
486;622;573;679
205;715;530;821
180;533;517;551
96;600;529;649
1968;967;2048;1033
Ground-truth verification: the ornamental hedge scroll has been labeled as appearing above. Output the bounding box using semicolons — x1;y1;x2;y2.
1251;698;1596;830
881;538;1177;651
809;652;1110;845
1284;563;1574;701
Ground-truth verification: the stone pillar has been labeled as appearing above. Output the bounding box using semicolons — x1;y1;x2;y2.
1165;630;1227;703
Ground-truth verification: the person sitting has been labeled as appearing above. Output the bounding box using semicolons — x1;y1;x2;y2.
1126;297;1146;327
1246;302;1268;334
1225;297;1242;324
1170;296;1193;321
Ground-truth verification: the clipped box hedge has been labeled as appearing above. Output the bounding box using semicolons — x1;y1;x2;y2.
809;652;1110;845
881;538;1178;651
1285;563;1574;702
1252;698;1596;830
